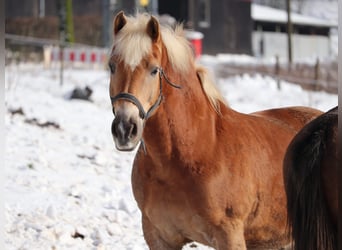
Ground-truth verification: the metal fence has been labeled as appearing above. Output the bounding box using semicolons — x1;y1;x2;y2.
5;33;109;69
214;57;338;94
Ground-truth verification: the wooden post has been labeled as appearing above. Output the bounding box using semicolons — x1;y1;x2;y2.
188;0;195;29
57;0;66;33
65;0;75;43
314;58;320;91
275;55;281;90
59;46;64;86
57;0;66;86
286;0;293;66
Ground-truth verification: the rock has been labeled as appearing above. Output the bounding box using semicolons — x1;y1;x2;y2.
69;86;93;101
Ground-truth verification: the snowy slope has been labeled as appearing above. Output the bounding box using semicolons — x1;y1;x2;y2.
5;60;337;250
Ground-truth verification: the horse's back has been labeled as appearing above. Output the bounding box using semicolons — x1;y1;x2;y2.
252;106;323;132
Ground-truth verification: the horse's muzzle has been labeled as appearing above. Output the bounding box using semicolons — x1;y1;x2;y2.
111;114;142;151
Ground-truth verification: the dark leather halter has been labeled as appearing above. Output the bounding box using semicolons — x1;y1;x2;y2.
110;68;181;121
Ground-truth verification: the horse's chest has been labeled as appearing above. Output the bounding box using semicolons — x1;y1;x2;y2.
143;180;190;225
136;176;210;243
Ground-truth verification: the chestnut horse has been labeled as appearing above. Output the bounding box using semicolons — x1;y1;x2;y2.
284;106;338;250
108;12;322;249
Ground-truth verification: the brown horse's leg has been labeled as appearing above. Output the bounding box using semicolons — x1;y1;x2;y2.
141;215;184;250
214;218;247;250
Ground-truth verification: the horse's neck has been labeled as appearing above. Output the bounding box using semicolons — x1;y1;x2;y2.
142;67;220;162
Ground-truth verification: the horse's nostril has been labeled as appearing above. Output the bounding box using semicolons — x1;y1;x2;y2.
111;119;118;137
126;117;138;139
131;123;137;137
127;121;138;139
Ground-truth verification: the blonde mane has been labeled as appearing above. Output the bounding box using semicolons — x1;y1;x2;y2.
112;13;226;112
196;66;227;113
160;24;194;74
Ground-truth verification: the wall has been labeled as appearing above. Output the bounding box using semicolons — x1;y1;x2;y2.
252;31;331;60
197;0;252;55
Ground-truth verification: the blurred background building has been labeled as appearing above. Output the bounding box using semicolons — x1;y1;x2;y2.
5;0;338;59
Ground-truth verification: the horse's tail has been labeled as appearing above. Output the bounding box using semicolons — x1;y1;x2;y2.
284;128;336;250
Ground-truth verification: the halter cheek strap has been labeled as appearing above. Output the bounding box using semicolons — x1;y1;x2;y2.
110;67;181;121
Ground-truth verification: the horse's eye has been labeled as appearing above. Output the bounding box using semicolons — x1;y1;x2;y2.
108;62;116;74
151;67;159;76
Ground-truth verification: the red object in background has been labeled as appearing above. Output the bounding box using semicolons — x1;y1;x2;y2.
49;47;108;65
185;31;204;58
69;51;75;61
80;52;86;62
90;52;96;63
191;38;202;58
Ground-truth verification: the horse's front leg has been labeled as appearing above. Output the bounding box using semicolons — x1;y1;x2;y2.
141;215;184;250
213;218;247;250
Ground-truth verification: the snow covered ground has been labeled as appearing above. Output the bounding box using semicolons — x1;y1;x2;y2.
5;58;337;250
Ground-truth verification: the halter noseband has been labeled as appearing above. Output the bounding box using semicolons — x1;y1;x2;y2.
110;68;181;121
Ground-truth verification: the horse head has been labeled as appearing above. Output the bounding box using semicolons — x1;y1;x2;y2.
109;12;165;151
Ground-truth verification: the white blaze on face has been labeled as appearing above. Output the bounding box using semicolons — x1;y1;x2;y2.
114;101;141;120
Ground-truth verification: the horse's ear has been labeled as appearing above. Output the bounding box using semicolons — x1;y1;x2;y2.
146;16;160;42
114;11;127;35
